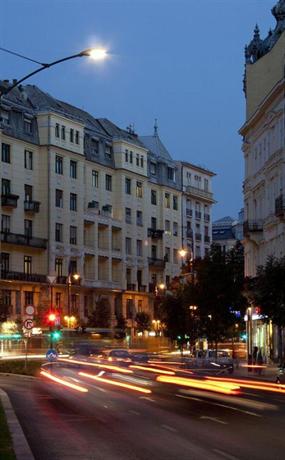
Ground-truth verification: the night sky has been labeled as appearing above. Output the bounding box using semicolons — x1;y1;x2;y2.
0;0;276;219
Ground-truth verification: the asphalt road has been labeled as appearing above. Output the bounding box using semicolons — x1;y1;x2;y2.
1;365;285;460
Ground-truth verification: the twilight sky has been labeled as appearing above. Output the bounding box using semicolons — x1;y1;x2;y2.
0;0;276;219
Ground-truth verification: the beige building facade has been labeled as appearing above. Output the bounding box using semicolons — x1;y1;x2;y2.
0;84;215;331
240;0;285;358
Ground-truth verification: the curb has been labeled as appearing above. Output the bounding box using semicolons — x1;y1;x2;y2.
0;388;35;460
0;372;36;380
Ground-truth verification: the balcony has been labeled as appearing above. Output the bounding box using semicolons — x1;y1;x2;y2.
186;185;214;202
1;270;47;283
127;283;136;291
204;213;210;222
204;235;211;243
1;232;47;249
186;209;192;218
138;285;147;292
148;228;164;239
275;195;285;218
1;193;19;208
195;233;202;241
186;229;193;239
243;220;263;236
148;257;165;269
24;200;40;213
195;211;201;220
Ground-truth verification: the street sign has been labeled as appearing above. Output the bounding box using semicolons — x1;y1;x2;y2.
46;349;58;362
25;305;35;316
23;319;34;330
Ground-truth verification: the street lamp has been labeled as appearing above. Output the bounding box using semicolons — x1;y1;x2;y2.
0;47;108;98
64;315;76;329
152;319;161;336
67;273;80;317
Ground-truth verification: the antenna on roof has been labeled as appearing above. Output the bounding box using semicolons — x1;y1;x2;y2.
154;118;158;136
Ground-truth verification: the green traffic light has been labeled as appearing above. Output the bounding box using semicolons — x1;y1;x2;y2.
51;331;62;341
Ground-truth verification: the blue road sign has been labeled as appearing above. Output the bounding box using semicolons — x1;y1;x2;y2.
46;349;58;362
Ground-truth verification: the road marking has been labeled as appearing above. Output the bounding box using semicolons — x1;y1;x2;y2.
212;448;239;460
161;424;177;433
200;416;228;425
176;394;203;402
139;396;156;402
177;394;261;417
103;405;108;409
129;409;140;416
68;377;80;383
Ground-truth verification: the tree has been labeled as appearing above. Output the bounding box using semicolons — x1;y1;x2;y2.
88;297;111;328
159;242;246;353
247;256;285;360
135;312;151;333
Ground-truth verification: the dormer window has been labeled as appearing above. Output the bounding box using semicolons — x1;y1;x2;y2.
105;143;112;159
150;162;157;175
91;138;99;154
24;118;32;134
0;110;10;126
167;167;175;181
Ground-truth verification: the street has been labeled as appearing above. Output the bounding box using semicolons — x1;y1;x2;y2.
1;363;285;460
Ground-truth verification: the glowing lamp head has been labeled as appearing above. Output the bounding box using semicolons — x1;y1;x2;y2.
48;313;56;322
179;249;187;258
82;48;108;61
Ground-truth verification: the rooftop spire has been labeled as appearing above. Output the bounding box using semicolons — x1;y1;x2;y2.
154;118;158;136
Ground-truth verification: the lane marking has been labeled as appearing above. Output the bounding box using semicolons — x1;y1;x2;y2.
200;416;228;425
139;396;156;402
176;394;203;402
129;409;141;416
161;424;177;433
212;448;239;460
176;394;262;417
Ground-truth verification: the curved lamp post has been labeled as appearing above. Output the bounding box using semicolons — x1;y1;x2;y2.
0;47;108;97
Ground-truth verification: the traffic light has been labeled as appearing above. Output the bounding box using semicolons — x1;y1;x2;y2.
50;330;62;341
48;313;56;323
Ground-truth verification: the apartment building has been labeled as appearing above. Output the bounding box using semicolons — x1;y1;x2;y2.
0;83;215;328
240;0;285;357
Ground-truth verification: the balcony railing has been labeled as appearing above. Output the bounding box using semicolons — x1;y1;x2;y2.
148;257;165;268
1;270;47;283
1;193;19;208
186;209;192;217
186;185;214;201
1;231;47;249
148;228;164;239
243;220;263;235
204;235;211;243
195;211;201;220
138;285;147;292
195;233;202;241
204;213;210;222
275;195;285;217
24;200;40;213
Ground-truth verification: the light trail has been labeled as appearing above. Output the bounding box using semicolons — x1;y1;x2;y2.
58;357;133;374
130;365;175;375
156;375;240;395
40;370;88;392
79;371;152;394
207;376;285;394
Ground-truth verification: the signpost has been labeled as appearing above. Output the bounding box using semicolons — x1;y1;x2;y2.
23;305;35;371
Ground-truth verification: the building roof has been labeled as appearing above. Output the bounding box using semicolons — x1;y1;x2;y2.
139;134;173;161
180;161;216;177
212;227;236;241
212;216;235;227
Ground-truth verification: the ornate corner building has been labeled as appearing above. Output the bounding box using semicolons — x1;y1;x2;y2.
240;0;285;358
0;83;215;327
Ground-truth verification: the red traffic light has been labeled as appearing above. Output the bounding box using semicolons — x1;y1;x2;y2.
48;313;56;322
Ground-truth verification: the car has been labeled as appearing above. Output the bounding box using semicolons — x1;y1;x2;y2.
101;348;132;364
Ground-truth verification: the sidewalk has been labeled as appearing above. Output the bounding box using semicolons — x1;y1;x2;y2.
232;363;278;382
